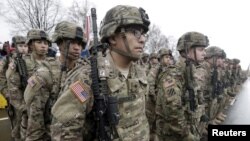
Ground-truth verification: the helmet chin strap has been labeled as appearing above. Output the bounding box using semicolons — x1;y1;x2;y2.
111;30;140;61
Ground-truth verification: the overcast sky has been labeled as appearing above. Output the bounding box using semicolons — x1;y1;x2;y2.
1;0;249;70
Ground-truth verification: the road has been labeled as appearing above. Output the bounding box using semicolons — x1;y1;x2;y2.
223;78;250;124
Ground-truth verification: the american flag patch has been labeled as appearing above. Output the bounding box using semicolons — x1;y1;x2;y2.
70;81;89;103
27;77;37;87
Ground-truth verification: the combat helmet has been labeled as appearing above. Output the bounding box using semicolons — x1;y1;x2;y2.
142;52;149;58
99;5;150;43
26;29;51;45
158;47;172;59
177;31;209;52
232;58;240;64
52;21;86;47
12;35;26;48
149;52;158;60
205;46;225;59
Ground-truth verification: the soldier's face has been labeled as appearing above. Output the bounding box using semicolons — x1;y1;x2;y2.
113;26;147;59
188;47;206;62
32;39;49;56
161;55;172;65
217;57;224;67
68;40;82;60
60;39;82;61
142;57;148;63
150;58;159;64
17;43;28;54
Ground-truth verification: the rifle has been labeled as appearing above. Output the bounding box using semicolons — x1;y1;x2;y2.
5;97;15;129
211;57;218;99
12;39;28;92
184;39;196;112
2;41;15;129
185;59;196;112
90;8;119;141
184;44;200;136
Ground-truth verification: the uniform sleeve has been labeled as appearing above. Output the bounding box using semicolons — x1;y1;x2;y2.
0;58;8;96
24;69;52;140
51;81;93;141
157;68;190;137
146;66;158;129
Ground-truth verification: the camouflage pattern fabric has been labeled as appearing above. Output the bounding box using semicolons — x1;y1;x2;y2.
63;51;150;140
192;63;208;138
203;61;219;125
104;51;150;141
155;62;198;141
0;57;8;97
146;64;159;139
50;59;94;141
5;54;42;140
24;58;61;141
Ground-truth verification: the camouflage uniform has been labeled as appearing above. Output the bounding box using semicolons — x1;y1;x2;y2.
3;36;26;140
155;32;209;141
0;57;8;97
24;58;60;141
6;30;51;140
146;47;172;139
0;42;12;97
204;46;226;125
105;52;149;140
50;59;93;141
49;21;94;141
6;36;47;139
148;53;159;75
99;5;150;140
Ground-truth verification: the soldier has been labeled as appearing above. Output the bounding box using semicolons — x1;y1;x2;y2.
138;52;149;73
1;36;26;140
5;30;50;140
146;47;173;140
49;21;93;141
98;4;150;140
23;38;60;141
155;31;209;141
222;58;232;110
148;52;159;71
204;46;227;126
0;41;12;98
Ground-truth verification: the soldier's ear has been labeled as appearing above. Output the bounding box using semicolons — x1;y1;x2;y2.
108;35;117;45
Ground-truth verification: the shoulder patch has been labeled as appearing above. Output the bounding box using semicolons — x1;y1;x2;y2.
27;76;38;87
70;81;89;103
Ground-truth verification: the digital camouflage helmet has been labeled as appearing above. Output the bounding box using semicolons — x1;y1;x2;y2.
26;29;51;45
205;46;226;59
149;52;158;60
232;58;240;64
11;35;26;48
177;31;209;52
158;47;172;59
52;21;86;47
99;5;150;43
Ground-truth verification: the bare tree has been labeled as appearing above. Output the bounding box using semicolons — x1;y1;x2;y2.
67;0;93;29
145;24;169;53
167;35;179;60
4;0;62;35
